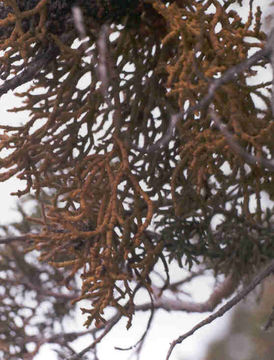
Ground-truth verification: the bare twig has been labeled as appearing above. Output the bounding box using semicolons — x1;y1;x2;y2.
72;5;87;42
168;270;205;292
97;24;111;101
137;273;237;313
0;234;30;244
263;305;274;331
71;312;122;360
141;113;180;153
29;321;112;351
115;288;155;354
166;259;274;360
21;278;78;300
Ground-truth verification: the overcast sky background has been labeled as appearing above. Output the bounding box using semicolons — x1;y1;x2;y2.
0;1;273;359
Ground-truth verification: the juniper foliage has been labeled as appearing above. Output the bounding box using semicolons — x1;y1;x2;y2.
0;0;273;358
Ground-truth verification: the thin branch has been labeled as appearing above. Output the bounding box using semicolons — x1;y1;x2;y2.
263;305;274;331
28;311;125;352
209;108;274;171
166;259;274;360
70;312;122;360
40;200;49;231
0;31;73;99
70;283;144;359
115;287;155;353
143;42;271;153
21;278;78;300
0;234;31;244
142;113;180;153
0;45;59;98
168;270;205;291
72;5;87;42
137;272;237;313
97;24;111;102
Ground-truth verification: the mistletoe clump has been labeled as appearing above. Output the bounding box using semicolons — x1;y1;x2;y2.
0;0;273;329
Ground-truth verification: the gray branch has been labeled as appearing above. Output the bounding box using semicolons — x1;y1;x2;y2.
166;259;274;360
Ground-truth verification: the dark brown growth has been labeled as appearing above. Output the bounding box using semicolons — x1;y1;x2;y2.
0;0;273;331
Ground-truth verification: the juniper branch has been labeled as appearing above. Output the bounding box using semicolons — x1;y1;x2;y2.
144;40;271;153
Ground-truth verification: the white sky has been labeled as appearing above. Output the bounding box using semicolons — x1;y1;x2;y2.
0;1;273;359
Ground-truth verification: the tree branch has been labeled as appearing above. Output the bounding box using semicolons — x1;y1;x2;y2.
0;45;59;98
70;312;122;360
263;304;274;331
137;273;237;313
209;108;274;171
143;41;271;153
166;259;274;360
0;234;31;244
